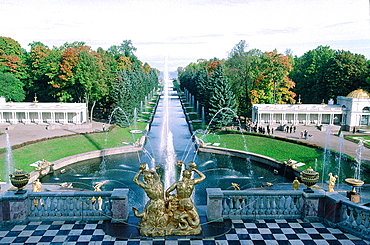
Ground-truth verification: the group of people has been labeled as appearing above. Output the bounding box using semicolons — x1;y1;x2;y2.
132;162;206;236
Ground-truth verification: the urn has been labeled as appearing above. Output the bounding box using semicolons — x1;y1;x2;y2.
9;168;30;193
300;167;319;193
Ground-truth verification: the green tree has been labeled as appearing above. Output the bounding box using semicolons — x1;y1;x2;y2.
0;72;25;101
225;40;262;116
324;50;369;98
290;46;336;103
206;61;237;131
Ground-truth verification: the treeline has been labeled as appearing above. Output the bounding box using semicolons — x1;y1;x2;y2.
178;40;370;129
0;37;159;126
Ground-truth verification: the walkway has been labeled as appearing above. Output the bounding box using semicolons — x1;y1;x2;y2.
0;218;368;244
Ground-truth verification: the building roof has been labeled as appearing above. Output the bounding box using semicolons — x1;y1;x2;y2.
346;89;370;99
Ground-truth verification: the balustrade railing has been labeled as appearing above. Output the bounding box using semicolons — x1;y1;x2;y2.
222;190;303;219
28;191;113;221
336;198;370;241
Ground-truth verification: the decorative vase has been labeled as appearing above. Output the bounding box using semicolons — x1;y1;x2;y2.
345;178;364;193
9;168;30;193
300;167;319;193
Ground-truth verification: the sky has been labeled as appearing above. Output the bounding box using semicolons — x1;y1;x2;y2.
1;0;369;72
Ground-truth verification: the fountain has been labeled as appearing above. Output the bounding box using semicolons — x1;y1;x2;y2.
5;132;15;183
40;58;291;237
345;139;365;203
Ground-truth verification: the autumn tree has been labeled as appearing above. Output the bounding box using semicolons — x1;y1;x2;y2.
250;51;296;104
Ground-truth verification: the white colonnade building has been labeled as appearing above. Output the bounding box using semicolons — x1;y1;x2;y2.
0;97;87;125
252;89;370;131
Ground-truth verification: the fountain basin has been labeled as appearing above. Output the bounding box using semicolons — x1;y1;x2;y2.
345;178;364;193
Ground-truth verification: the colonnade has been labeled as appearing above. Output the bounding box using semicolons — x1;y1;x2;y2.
0;101;87;125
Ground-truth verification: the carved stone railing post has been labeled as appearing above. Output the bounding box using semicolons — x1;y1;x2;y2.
0;191;29;224
302;189;325;222
207;188;224;222
110;189;129;223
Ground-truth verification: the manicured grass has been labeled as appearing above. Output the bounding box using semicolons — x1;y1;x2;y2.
198;133;324;169
345;135;370;148
0;123;148;180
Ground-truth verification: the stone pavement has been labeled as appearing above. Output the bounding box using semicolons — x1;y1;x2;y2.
0;218;368;245
0;122;108;149
268;124;370;161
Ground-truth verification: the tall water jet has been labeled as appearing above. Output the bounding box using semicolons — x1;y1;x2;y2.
5;132;15;183
321;125;332;184
354;139;364;180
161;56;176;190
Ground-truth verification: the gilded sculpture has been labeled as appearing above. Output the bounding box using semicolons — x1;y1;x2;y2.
132;162;206;236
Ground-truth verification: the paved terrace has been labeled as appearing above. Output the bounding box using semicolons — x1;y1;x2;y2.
0;123;369;244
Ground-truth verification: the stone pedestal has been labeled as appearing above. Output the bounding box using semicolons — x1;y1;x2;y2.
347;191;361;204
302;189;325;222
110;189;129;223
206;188;224;222
0;191;29;224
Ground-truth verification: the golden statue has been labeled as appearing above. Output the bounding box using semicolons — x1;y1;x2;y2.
292;177;300;190
92;180;109;211
132;163;168;236
328;173;338;192
132;162;206;236
32;179;43;206
231;183;241;190
165;162;206;235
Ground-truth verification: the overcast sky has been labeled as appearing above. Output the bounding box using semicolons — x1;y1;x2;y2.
1;0;369;72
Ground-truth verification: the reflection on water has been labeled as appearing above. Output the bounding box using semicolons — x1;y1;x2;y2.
41;151;290;206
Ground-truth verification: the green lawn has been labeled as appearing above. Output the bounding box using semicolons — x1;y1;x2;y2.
0;123;148;180
198;132;324;169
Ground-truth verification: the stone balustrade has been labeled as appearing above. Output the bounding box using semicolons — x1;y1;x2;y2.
207;188;304;221
1;187;370;240
0;189;129;225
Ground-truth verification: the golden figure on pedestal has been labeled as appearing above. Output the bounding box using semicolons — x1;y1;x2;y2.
132;162;206;237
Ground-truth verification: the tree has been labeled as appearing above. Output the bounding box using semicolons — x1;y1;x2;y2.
324;50;369;98
225;40;262;116
25;42;61;101
0;37;27;80
206;61;237;131
290;46;336;103
0;72;25;101
250;51;295;104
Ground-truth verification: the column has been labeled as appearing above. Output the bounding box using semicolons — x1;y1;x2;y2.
302;189;325;222
282;113;286;125
110;189;129;223
318;113;322;125
0;111;3;124
38;112;42;124
305;113;309;125
51;112;55;124
11;112;17;124
64;112;67;124
207;188;224;222
329;114;334;125
24;112;30;124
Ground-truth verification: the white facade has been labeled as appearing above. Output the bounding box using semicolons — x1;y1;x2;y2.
252;89;370;131
0;97;87;125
